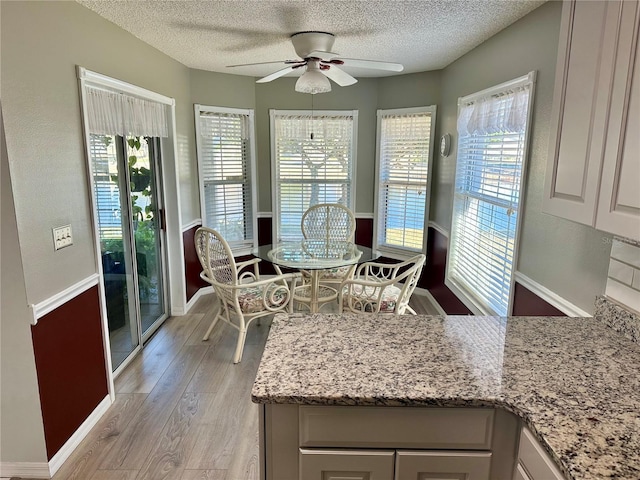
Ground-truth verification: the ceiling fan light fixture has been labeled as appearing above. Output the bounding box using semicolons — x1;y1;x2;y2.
295;69;331;94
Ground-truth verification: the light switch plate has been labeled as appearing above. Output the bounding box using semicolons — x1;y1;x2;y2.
53;224;73;250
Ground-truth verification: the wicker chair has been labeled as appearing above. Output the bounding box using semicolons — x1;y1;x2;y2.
195;227;297;363
293;203;357;312
339;254;426;315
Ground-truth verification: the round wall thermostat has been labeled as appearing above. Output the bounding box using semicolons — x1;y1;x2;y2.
440;133;451;157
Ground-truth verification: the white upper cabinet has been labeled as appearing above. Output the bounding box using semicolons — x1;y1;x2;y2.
544;0;640;241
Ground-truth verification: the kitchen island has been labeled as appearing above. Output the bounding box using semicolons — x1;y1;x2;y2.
252;313;640;480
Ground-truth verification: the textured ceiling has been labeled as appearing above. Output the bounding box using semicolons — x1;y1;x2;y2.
78;0;545;79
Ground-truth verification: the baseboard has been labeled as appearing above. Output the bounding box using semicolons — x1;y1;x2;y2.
0;461;51;479
185;286;215;314
413;287;447;315
47;394;112;477
514;272;591;317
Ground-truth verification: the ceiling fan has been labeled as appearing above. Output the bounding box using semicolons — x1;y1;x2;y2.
227;31;404;94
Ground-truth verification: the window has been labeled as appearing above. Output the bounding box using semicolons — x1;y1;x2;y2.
270;110;357;242
446;72;536;316
195;105;257;253
374;106;436;257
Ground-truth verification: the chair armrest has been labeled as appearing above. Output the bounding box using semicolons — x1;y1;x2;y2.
233;272;299;290
233;273;299;312
341;275;398;289
237;257;261;280
200;271;213;285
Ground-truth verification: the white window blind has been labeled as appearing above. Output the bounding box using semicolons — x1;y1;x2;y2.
375;107;435;255
196;106;256;249
271;110;357;242
447;72;535;316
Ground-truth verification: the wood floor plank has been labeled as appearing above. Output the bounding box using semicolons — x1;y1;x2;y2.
116;314;203;394
90;470;139;480
224;397;260;480
185;333;266;470
179;470;227;480
99;345;208;471
184;307;224;347
186;293;217;315
136;392;214;480
52;394;147;480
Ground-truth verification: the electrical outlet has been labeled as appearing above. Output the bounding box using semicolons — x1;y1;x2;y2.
53;224;73;251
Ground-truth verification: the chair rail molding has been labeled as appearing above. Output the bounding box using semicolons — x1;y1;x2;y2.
514;271;591;317
428;221;449;238
29;273;100;325
181;218;202;232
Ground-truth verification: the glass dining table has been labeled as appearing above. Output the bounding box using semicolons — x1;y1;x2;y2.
253;240;375;313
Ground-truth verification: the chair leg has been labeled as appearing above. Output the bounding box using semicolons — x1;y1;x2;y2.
404;305;418;315
202;301;222;341
233;327;247;364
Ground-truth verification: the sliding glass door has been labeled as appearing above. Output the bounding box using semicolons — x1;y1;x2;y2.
90;134;168;371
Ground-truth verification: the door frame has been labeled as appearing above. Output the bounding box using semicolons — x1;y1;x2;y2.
77;67;186;398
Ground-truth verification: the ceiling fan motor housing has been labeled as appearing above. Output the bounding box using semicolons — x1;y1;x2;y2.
291;31;336;58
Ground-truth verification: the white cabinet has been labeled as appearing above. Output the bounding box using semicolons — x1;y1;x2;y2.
299;449;492;480
543;0;640;241
300;449;395;480
260;405;519;480
515;427;564;480
395;451;491;480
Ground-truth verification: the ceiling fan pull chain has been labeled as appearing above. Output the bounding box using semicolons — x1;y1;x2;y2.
311;94;314;140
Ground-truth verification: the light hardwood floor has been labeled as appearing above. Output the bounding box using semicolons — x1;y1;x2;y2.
18;293;436;480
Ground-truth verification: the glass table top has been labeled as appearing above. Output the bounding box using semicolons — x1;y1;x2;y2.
253;240;375;270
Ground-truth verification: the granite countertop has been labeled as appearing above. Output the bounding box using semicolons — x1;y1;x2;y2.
252;314;640;480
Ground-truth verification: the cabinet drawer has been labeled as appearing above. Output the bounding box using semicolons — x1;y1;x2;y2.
518;428;564;480
299;448;395;480
395;450;492;480
299;406;494;449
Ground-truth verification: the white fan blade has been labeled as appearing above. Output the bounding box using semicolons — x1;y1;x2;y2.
338;58;404;72
322;66;358;87
256;65;298;83
227;60;293;68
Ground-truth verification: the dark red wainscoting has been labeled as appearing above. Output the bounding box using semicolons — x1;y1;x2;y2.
355;217;374;248
183;225;209;302
512;282;565;316
31;285;109;460
424;227;473;315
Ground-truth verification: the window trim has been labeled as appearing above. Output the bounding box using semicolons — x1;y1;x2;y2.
269;109;358;244
373;105;437;260
445;71;537;316
194;104;258;256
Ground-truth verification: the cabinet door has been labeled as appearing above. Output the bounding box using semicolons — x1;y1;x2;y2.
299;448;395;480
394;451;491;480
543;0;621;224
596;0;640;241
